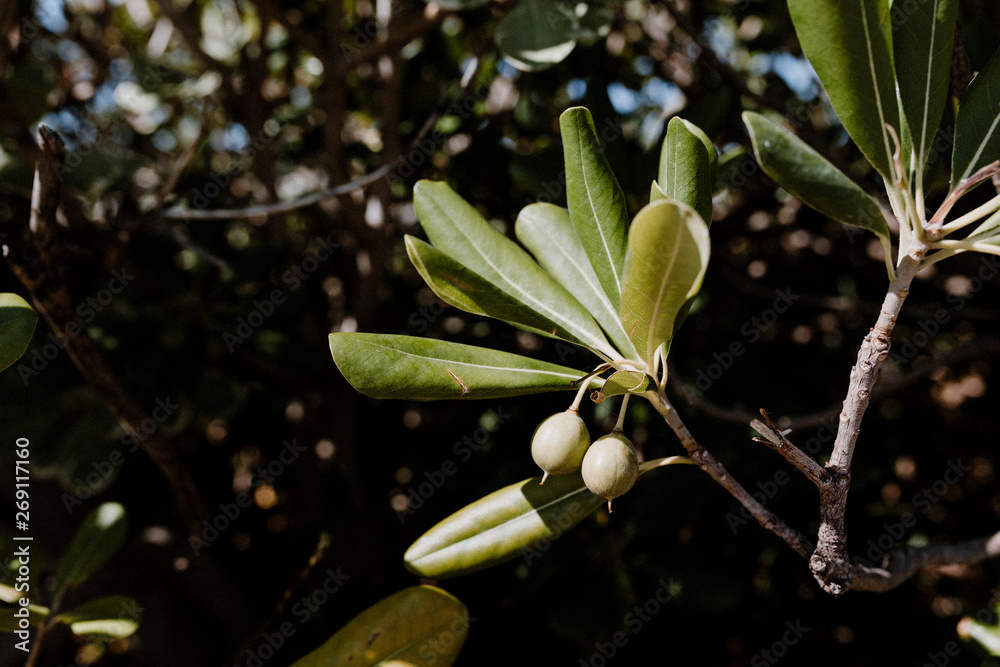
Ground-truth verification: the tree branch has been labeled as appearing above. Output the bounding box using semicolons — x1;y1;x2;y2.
810;249;924;595
851;531;1000;592
644;389;815;559
7;126;208;534
751;409;831;487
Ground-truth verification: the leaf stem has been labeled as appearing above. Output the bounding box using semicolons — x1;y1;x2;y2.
940;192;1000;234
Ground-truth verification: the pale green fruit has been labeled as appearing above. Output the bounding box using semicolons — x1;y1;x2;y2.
581;432;638;511
531;409;591;484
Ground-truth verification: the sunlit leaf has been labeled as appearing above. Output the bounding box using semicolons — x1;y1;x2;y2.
658;117;717;226
514;203;639;359
413;180;617;358
0;603;49;631
788;0;899;178
952;46;1000;185
329;333;589;401
291;586;468;667
407;235;599;349
892;0;957;178
53;503;127;596
404;472;603;579
560;107;630;312
56;596;141;639
495;0;578;72
743;112;891;257
0;293;37;373
619;199;710;370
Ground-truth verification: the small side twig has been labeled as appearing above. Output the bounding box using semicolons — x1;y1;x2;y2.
750;409;830;488
644;389;815;559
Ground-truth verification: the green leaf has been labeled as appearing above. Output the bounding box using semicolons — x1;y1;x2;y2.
0;293;37;372
56;595;141;639
431;0;490;10
893;0;957;178
0;603;49;632
658;117;717;226
743;112;892;254
969;209;1000;239
53;502;127;596
329;333;589;401
958;614;1000;657
619;199;710;370
291;586;468;667
953;46;1000;185
495;0;578;72
788;0;899;178
599;370;651;398
404;472;603;579
560;107;630;311
514;203;639;359
413;180;617;358
406;235;594;349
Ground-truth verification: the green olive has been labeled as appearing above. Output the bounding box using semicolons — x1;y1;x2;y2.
581;432;638;511
531;409;591;484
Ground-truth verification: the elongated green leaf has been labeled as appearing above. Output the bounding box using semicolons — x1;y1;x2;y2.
56;595;141;639
291;586;468;667
0;603;49;631
953;47;1000;184
406;235;594;349
330;333;589;401
0;293;37;372
893;0;957;177
788;0;899;178
658;117;717;226
560;107;630;310
495;0;578;72
970;209;1000;239
432;0;489;10
413;180;616;358
619;199;710;370
54;502;126;596
405;472;603;579
515;204;638;360
743;112;891;250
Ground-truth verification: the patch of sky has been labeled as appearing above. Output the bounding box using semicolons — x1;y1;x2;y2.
37;0;69;34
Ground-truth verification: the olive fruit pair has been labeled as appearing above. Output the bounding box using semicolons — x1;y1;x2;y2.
530;410;638;511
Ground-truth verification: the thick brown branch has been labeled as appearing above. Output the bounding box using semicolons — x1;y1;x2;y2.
852;532;1000;592
811;251;924;594
9;126;207;534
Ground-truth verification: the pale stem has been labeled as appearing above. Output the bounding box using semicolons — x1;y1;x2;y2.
941;192;1000;234
613;394;630;432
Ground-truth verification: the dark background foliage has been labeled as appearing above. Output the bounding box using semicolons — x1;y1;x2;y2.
2;0;1000;665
